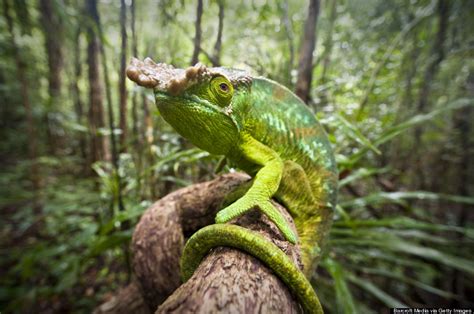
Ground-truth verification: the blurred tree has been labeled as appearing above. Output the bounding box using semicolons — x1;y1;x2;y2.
12;0;31;35
414;0;449;188
190;0;203;65
279;0;295;86
210;0;224;66
2;0;39;192
319;0;337;107
39;0;63;155
130;0;139;147
72;26;88;167
85;0;107;168
119;0;128;152
295;0;320;104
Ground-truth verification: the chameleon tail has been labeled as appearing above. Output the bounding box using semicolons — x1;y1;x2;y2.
180;224;323;314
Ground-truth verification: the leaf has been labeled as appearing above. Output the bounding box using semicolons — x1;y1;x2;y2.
99;207;145;235
347;273;408;308
160;175;192;187
340;191;474;209
332;237;474;275
356;267;458;299
339;167;390;187
335;113;381;154
87;231;132;257
334;217;471;236
335;204;351;221
323;258;358;314
346;98;473;167
151;148;210;173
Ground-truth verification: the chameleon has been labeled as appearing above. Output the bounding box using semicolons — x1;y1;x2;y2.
127;57;338;313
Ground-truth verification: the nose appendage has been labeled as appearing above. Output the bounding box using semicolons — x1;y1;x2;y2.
126;57;211;95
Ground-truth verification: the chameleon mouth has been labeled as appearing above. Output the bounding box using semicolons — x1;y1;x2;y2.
154;89;222;115
126;57;211;95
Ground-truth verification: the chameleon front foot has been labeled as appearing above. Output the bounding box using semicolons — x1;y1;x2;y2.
215;196;298;244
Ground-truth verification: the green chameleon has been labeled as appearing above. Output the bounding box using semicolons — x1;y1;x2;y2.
127;57;338;313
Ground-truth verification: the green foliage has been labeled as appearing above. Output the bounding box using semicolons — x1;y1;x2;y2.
314;99;474;312
1;0;473;312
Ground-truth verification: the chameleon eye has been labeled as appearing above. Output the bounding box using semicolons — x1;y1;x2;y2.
219;82;230;93
210;75;233;107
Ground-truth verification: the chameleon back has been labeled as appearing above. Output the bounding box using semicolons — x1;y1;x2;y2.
234;77;338;275
240;77;338;210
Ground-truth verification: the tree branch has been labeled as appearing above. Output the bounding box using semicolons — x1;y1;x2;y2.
95;173;305;313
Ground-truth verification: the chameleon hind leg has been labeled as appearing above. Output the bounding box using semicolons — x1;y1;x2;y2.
215;133;297;243
276;160;329;277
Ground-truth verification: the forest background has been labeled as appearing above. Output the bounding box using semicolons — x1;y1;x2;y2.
0;0;473;312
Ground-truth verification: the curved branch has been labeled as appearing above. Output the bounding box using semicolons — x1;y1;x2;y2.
95;173;306;313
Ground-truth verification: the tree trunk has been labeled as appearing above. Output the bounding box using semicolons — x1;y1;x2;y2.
142;94;153;146
39;0;63;155
91;0;126;219
3;0;40;191
130;0;140;147
95;173;304;313
129;0;144;198
414;0;449;188
450;72;474;307
402;24;420;110
118;0;128;152
86;0;107;168
11;0;31;35
190;0;203;65
72;27;88;169
211;0;224;66
319;0;337;107
295;0;320;104
389;13;420;179
141;93;156;199
94;283;149;314
280;0;295;86
415;0;449;116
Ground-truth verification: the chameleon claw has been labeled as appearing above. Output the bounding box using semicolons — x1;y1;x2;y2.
215;198;298;244
215;198;250;224
259;201;297;244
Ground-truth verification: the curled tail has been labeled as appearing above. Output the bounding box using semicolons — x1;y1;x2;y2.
180;224;323;314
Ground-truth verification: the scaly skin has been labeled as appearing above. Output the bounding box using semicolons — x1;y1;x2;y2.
126;58;338;313
181;224;322;314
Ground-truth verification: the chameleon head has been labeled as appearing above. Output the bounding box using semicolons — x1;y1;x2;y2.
126;57;251;155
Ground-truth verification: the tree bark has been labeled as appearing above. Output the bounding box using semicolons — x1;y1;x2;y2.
295;0;320;104
39;0;63;155
92;0;126;221
141;92;156;199
389;13;421;178
190;0;203;65
319;0;337;107
11;0;31;35
280;0;295;86
210;0;224;66
450;72;474;307
119;0;128;152
95;173;303;313
415;0;449;117
413;0;449;188
3;0;40;191
72;27;88;169
86;0;107;168
130;0;140;147
94;283;149;314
